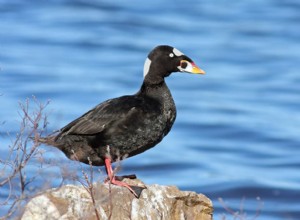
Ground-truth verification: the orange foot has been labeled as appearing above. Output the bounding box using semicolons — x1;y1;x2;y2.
104;158;146;198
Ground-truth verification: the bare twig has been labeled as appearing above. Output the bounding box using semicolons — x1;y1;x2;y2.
219;197;242;219
71;151;101;220
252;197;263;220
218;197;263;220
0;97;50;219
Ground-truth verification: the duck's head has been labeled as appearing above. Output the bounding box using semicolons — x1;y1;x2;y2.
143;45;205;83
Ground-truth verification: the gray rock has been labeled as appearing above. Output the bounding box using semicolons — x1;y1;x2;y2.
21;179;213;220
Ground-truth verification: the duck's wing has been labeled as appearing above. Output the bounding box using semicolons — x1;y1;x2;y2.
56;95;159;138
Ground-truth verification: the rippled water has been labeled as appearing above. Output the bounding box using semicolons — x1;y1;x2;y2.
1;0;300;219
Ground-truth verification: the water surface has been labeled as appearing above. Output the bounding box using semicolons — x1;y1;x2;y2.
1;1;300;219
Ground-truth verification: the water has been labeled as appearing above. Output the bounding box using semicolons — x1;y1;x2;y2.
1;0;300;219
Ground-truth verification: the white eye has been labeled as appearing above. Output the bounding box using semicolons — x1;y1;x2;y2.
169;53;174;57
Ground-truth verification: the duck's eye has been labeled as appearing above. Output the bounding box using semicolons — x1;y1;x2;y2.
180;61;188;69
169;53;174;58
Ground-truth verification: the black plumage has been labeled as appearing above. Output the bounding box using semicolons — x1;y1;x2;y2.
39;45;205;197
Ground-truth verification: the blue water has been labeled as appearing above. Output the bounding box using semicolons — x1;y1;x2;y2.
1;0;300;219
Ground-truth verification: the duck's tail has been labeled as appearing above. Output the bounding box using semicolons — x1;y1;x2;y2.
30;133;58;146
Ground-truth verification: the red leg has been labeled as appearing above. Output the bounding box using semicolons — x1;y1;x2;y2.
104;158;114;179
104;158;144;198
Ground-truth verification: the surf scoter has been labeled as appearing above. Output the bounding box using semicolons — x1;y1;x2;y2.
39;45;205;197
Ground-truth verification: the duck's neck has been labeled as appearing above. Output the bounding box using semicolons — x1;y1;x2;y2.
138;79;177;134
139;80;168;98
139;80;175;110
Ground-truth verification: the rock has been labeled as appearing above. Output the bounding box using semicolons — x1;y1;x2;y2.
21;178;213;220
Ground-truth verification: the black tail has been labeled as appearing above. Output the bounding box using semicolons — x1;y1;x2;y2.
30;134;57;146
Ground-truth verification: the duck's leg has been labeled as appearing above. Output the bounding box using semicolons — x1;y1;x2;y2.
104;158;145;198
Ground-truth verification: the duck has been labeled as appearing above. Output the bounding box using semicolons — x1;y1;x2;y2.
38;45;205;197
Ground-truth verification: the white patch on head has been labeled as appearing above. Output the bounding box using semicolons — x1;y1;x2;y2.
173;48;184;56
169;53;174;57
143;57;151;78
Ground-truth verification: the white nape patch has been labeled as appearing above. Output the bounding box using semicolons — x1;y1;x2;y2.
173;48;184;56
143;57;151;78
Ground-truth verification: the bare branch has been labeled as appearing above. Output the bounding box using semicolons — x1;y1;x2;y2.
0;97;50;219
71;151;101;220
218;197;263;220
